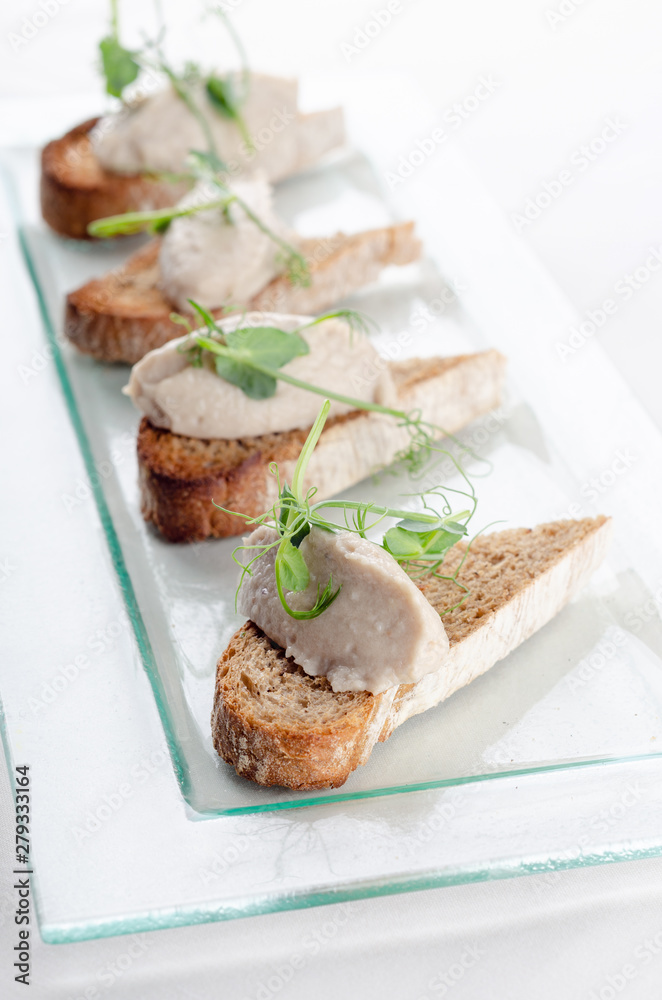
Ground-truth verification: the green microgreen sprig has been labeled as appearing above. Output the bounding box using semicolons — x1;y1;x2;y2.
178;305;378;400
205;10;253;151
99;0;140;99
218;401;478;621
98;2;253;156
205;7;255;152
87;197;231;238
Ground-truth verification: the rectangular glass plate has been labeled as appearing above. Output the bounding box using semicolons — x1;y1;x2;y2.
2;77;662;941
6;143;662;816
6;141;662;815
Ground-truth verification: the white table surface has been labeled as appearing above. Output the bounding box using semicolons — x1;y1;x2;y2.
2;0;662;996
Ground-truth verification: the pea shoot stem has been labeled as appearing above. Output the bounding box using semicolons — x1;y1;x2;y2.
110;0;119;40
194;335;406;421
290;401;330;512
88;198;231;238
87;188;308;284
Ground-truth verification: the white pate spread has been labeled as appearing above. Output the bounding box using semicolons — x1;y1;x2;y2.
124;312;397;440
238;524;450;694
92;74;302;179
158;177;289;310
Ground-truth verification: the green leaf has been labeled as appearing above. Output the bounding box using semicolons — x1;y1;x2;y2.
205;75;253;152
150;217;172;235
383;518;467;563
277;539;310;594
88;206;175;238
187;299;219;333
214;355;277;400
277;484;310;547
190;322;308;401
187;148;227;179
396;517;446;533
419;528;464;556
205;75;240;118
442;520;470;536
99;35;139;99
275;558;341;620
225;326;310;369
382;527;425;559
278;484;295;533
87;198;228;239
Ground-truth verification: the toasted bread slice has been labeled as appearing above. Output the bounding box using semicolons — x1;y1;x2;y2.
41;109;345;240
41;119;191;241
211;516;612;789
64;223;422;364
137;349;506;542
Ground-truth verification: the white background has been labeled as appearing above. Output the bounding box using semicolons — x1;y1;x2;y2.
2;0;662;996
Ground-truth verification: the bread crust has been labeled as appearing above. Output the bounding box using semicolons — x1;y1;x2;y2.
64;224;422;364
136;350;506;542
40;119;189;240
138;416;307;542
212;626;376;789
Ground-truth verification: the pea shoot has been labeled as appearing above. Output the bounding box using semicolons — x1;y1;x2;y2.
173;303;485;491
220;401;478;621
87;152;310;287
99;0;140;99
98;3;253;162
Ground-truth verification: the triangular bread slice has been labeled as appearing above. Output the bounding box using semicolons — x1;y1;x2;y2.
138;350;506;542
211;516;612;789
65;223;422;364
41;106;345;240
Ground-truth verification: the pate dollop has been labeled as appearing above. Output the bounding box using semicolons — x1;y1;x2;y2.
238;524;450;694
124;312;396;439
